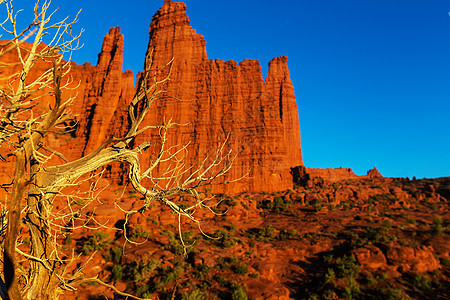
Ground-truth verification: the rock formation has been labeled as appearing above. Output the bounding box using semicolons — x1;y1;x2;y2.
0;0;303;193
83;1;303;192
75;27;135;156
305;167;359;182
130;0;302;192
291;166;384;186
367;166;383;178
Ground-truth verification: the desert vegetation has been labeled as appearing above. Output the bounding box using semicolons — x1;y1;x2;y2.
55;175;447;299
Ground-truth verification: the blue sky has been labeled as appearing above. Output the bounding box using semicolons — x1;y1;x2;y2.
12;0;450;178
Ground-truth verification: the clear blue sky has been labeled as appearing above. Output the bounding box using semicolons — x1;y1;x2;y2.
13;0;450;178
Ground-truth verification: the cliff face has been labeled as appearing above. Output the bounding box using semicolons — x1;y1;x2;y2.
132;0;303;192
75;27;135;155
0;27;134;186
0;0;303;193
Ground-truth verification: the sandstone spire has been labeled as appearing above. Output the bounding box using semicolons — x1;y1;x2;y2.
76;27;134;156
131;1;303;192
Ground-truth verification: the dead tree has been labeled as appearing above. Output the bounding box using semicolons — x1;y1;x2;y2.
0;1;235;299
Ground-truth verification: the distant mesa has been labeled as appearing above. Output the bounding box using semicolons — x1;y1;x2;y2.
291;165;384;187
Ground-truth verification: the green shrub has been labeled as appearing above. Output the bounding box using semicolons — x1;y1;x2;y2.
311;198;324;212
335;255;360;279
376;287;406;300
136;284;151;298
132;259;160;281
216;256;239;270
213;229;237;248
233;264;248;275
182;289;206;300
254;225;277;242
382;219;392;229
163;230;188;255
406;218;416;225
195;264;211;280
216;276;228;286
342;277;360;299
64;234;72;246
257;196;291;213
161;264;184;284
324;268;336;284
365;273;377;286
80;232;111;255
130;225;151;241
225;198;238;206
414;273;432;293
110;246;122;264
111;264;124;282
432;215;443;234
440;257;450;267
279;229;301;240
230;282;247;300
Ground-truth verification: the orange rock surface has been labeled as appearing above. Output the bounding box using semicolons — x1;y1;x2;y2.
132;0;302;192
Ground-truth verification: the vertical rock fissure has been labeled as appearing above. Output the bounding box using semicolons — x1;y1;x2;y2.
81;103;97;155
279;83;283;122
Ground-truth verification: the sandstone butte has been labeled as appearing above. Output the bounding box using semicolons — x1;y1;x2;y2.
0;0;304;194
0;0;381;195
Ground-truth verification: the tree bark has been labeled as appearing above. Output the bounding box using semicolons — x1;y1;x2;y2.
24;160;64;300
4;149;26;300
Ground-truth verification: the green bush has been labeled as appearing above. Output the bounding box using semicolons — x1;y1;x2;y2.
440;257;450;267
342;277;360;299
216;276;228;286
335;255;360;279
64;234;72;246
132;259;160;282
279;229;301;240
111;264;124;282
432;215;443;234
324;268;336;284
230;282;247;300
80;232;111;255
216;256;239;270
257;196;291;213
110;246;122;264
376;287;406;300
136;284;151;298
161;263;184;284
414;273;432;293
182;289;206;300
311;198;324;212
233;264;248;275
195;264;211;280
130;225;151;241
163;230;189;255
213;229;237;248
251;225;277;242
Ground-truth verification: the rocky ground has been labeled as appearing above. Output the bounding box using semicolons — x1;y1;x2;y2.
61;176;449;300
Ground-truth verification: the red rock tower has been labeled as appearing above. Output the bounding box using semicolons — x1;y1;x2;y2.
131;0;303;192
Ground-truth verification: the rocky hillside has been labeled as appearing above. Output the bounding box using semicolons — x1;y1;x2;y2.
60;176;449;300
